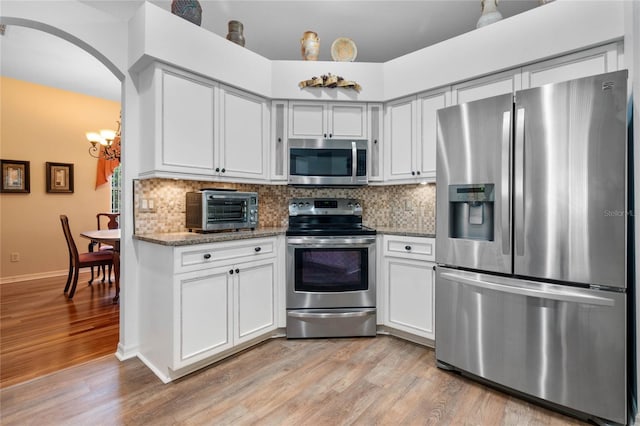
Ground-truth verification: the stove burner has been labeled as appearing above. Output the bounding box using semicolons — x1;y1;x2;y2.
286;197;376;237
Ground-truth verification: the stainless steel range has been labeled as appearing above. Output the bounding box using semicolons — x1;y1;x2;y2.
286;198;377;338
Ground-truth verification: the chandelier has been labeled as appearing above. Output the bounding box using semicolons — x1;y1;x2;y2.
86;119;121;161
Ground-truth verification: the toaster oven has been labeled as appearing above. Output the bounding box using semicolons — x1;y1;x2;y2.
185;190;258;232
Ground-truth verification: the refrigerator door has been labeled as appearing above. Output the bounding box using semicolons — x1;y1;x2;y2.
514;70;628;289
435;267;627;424
436;93;513;274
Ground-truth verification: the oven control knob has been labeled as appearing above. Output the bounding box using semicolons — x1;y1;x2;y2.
298;202;304;208
355;203;361;208
305;202;310;206
290;203;297;209
347;202;353;207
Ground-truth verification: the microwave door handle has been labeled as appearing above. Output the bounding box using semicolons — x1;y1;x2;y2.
352;141;357;184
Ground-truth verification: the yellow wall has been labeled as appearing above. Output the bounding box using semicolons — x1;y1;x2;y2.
0;77;120;280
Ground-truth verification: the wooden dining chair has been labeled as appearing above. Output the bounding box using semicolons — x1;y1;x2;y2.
60;215;114;299
89;213;120;283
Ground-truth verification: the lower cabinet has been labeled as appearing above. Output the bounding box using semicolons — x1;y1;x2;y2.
139;237;281;382
380;235;435;341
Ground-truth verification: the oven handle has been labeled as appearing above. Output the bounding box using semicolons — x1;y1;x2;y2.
288;309;376;319
287;237;376;245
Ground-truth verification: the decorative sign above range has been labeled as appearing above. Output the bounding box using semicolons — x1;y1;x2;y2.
298;73;362;92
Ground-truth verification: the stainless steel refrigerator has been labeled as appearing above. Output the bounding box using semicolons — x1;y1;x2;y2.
435;70;629;425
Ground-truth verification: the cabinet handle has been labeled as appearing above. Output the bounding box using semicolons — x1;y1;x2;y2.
324;133;327;138
215;167;220;172
374;139;378;144
405;245;412;251
235;268;240;274
329;133;332;138
417;171;421;175
411;171;416;176
221;168;226;173
254;247;262;252
203;253;211;260
278;137;282;143
229;269;234;275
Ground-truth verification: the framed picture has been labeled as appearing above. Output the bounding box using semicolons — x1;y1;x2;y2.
1;159;30;193
46;162;74;194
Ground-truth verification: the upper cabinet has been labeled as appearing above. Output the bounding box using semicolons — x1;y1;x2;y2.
521;42;621;89
137;63;269;183
139;63;218;178
384;88;449;183
288;102;368;139
451;70;522;105
218;85;269;181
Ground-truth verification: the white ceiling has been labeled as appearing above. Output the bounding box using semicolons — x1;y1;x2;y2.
0;0;541;102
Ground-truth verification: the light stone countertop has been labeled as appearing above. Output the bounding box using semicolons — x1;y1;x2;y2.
133;226;435;246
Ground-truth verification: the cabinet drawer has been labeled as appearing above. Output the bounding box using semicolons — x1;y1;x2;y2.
382;235;435;261
176;237;276;273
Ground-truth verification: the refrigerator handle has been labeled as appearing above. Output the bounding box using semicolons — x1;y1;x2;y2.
440;272;615;307
514;108;526;256
501;111;511;255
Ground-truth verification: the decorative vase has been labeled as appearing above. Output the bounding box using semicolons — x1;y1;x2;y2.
226;20;245;47
301;31;320;61
476;0;503;28
171;0;202;26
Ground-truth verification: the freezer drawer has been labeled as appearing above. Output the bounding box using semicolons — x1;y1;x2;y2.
435;267;626;424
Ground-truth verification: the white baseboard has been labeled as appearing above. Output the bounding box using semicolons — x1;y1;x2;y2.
0;269;68;284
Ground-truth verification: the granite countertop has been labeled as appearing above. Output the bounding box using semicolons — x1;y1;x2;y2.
133;227;287;246
134;226;435;246
374;227;436;239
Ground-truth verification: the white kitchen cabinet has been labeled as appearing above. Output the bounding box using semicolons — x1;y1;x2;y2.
522;42;621;89
288;101;367;139
234;258;276;344
384;88;448;183
451;69;522;105
175;266;233;369
381;235;435;341
218;85;269;181
137;64;269;183
138;63;218;178
270;100;288;181
368;103;383;182
138;237;281;382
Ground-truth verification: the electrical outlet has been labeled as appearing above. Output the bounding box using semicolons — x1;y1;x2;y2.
10;252;20;262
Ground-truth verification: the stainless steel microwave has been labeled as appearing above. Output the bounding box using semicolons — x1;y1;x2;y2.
185;190;258;232
288;138;368;186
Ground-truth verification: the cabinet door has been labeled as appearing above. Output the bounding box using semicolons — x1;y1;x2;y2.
417;89;449;181
368;104;383;182
174;267;233;369
384;257;435;340
329;103;367;139
384;96;417;181
161;68;217;175
219;86;268;181
271;100;288;180
452;70;521;105
234;258;276;344
521;42;620;89
288;102;326;138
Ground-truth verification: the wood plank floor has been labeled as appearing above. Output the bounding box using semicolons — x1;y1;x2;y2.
0;271;119;388
0;273;586;425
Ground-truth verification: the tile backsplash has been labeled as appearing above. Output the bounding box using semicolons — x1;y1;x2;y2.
134;179;436;234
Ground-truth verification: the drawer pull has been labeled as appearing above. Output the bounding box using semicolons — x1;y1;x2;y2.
254;247;262;252
405;245;412;251
203;253;212;259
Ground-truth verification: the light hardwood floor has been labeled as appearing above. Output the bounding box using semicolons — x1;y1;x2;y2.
0;274;586;425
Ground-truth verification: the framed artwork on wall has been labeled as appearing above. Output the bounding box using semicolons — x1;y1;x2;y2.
46;162;74;193
1;159;30;193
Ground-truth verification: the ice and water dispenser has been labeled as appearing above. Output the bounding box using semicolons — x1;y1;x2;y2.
448;184;495;241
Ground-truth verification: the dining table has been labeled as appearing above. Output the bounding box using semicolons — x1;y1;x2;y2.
80;229;121;303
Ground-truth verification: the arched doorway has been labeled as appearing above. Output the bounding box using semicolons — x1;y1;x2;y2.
0;18;125;386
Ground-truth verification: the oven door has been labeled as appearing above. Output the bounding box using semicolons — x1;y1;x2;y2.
286;236;376;309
